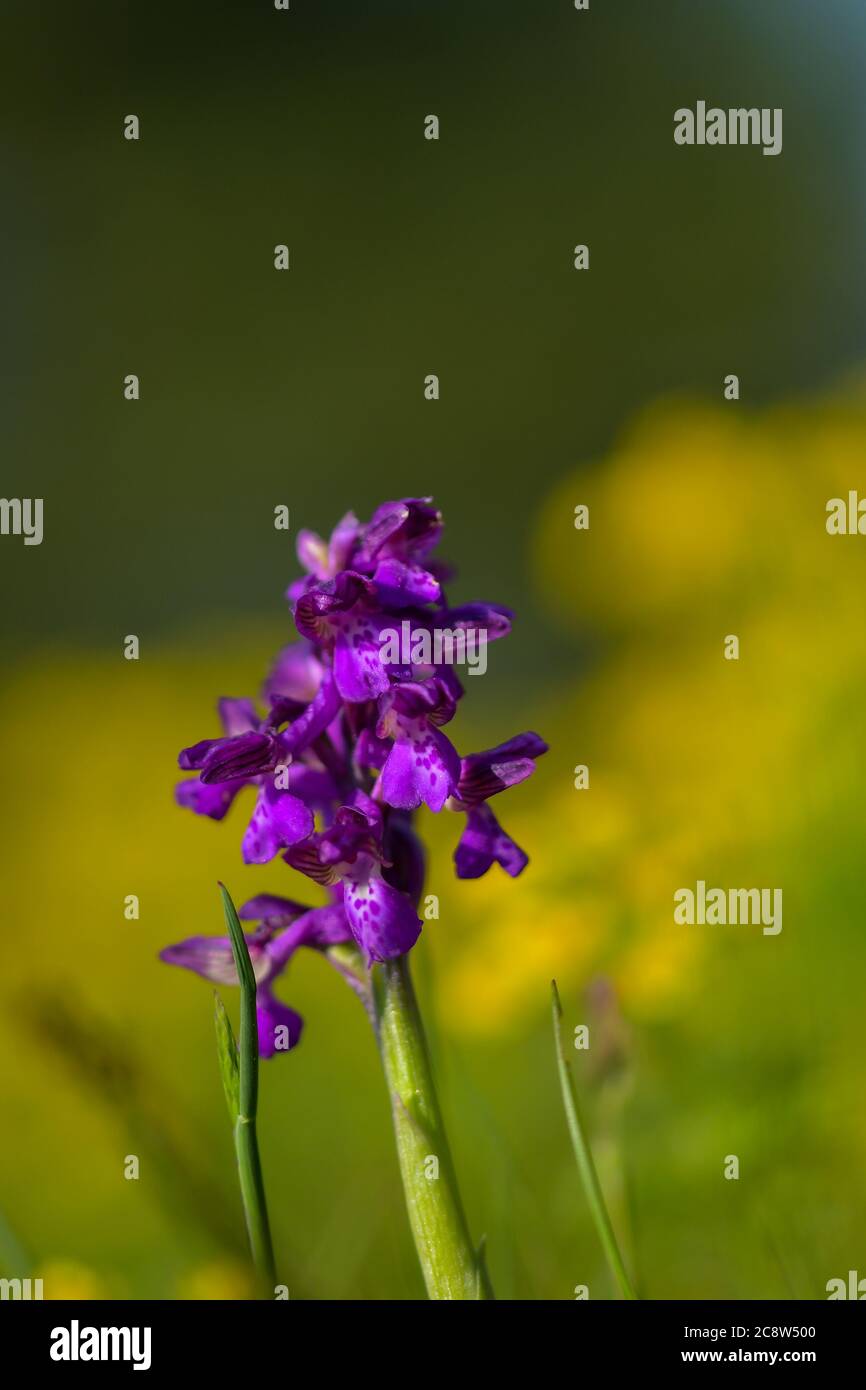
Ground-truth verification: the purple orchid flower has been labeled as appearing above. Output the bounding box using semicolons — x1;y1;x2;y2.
354;497;443;568
294;510;363;586
160;894;351;1057
448;732;549;878
284;797;422;964
292;571;392;703
376;677;461;814
175;692;330;864
162;497;547;1056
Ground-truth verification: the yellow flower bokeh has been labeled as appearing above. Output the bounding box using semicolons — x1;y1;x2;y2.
433;391;866;1035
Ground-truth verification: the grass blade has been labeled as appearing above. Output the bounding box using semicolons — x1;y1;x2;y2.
552;979;637;1300
219;882;277;1294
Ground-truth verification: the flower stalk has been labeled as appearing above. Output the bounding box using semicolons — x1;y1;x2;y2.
374;955;491;1299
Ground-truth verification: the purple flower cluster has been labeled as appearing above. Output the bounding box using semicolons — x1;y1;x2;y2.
161;499;547;1056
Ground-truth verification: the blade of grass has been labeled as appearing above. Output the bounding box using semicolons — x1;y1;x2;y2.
551;980;637;1300
219;882;277;1294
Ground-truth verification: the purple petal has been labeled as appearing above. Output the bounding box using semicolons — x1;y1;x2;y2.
373;558;441;608
175;777;244;821
200;732;275;785
283;836;343;886
178;737;219;771
457;732;548;805
380;724;460;813
333;616;390;702
296;529;330;579
293;571;373;643
282;801;380;883
357;498;442;566
159;932;271;985
287;763;340;812
343;861;422;963
241;784;314;864
262;643;323;704
345;789;384;834
355;727;392;771
277;670;341;755
286;573;314;605
217;698;259;737
492;731;549;761
266;902;353;968
239;894;311;926
454;804;528;879
327;510;362;572
434;665;465;705
437;602;513;641
379;677;456;727
257;986;303;1057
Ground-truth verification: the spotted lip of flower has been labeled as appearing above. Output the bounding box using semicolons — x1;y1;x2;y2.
284;799;422;964
376;678;461;814
449;732;549;879
160;894;353;1057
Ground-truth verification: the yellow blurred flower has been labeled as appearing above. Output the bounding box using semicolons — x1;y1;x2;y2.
177;1259;257;1301
434;390;866;1034
37;1260;107;1300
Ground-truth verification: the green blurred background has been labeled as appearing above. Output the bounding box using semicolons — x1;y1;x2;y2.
2;0;866;1299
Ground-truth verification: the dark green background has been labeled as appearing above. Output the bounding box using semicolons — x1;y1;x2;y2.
4;0;865;673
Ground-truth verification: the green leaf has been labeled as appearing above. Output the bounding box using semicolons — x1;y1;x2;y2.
214;991;240;1121
219;881;259;1117
219;881;257;997
216;885;276;1289
552;979;637;1300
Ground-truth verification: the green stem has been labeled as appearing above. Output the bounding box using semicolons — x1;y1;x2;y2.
374;955;491;1299
551;980;637;1300
234;1114;276;1292
220;884;277;1294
